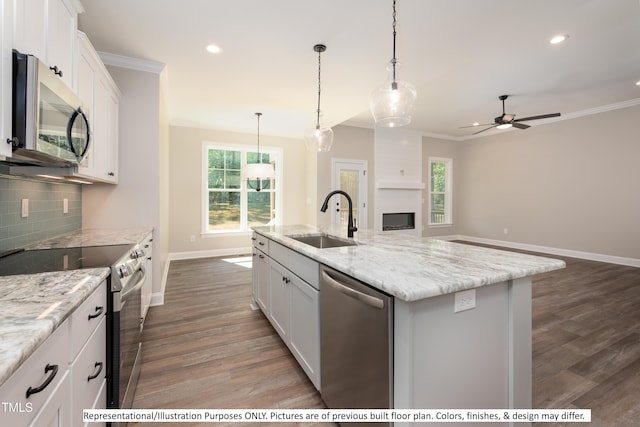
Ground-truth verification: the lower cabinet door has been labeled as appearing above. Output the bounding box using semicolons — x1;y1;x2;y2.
290;277;320;390
70;317;106;427
268;261;291;341
28;371;72;427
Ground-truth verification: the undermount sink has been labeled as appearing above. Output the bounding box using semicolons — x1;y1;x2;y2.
287;233;358;249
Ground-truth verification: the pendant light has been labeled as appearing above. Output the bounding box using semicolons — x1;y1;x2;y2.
245;112;274;192
370;0;417;127
304;44;334;152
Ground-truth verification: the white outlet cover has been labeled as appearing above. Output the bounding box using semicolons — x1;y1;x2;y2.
454;289;476;313
21;199;29;218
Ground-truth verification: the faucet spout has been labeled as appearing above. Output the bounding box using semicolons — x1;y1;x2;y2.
320;190;358;238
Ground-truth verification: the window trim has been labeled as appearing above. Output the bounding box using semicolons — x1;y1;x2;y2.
201;141;283;235
427;156;453;227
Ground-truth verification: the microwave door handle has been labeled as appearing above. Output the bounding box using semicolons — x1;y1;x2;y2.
67;107;91;162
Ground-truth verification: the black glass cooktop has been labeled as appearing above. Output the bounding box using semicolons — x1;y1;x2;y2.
0;244;133;276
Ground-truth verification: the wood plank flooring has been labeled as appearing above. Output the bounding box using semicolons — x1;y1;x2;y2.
130;247;640;427
130;255;333;427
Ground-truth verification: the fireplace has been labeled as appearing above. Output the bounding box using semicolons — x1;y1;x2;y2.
382;212;415;231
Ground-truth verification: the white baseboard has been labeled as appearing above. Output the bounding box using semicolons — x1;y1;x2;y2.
454;235;640;268
168;246;252;261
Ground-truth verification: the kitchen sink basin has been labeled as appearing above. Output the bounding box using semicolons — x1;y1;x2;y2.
287;233;358;249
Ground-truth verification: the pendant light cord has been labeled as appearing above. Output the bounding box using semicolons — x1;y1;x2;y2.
314;45;324;130
255;112;262;163
391;0;398;83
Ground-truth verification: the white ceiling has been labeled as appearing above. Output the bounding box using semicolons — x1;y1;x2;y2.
78;0;640;141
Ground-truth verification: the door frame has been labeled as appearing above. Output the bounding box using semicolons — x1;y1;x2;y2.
331;158;368;229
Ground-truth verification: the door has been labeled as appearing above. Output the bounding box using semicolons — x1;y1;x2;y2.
331;159;368;229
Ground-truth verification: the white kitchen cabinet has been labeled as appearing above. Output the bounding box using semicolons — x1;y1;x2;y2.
13;0;82;89
0;319;71;427
141;231;153;325
289;273;320;389
268;260;291;341
0;0;12;158
252;234;321;389
0;281;107;427
75;31;120;183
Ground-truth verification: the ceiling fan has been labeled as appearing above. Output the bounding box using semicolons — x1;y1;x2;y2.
463;95;561;135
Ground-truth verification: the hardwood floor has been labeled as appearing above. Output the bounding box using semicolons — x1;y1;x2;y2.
130;248;640;426
130;255;333;427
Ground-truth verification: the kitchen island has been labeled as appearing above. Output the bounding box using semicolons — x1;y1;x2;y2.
252;224;566;425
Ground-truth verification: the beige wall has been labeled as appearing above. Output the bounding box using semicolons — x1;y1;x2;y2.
315;125;375;229
458;105;640;259
82;65;169;297
422;135;462;238
168;126;308;255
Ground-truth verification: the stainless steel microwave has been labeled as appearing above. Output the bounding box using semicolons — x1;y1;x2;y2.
9;50;90;167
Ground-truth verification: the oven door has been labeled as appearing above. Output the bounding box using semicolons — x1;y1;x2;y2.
108;265;145;415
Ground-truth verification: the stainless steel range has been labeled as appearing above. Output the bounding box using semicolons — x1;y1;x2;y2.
0;243;146;417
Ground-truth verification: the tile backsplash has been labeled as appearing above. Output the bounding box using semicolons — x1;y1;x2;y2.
0;177;82;252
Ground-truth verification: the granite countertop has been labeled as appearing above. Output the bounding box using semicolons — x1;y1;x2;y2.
0;268;110;387
0;227;153;388
253;224;566;302
25;227;153;249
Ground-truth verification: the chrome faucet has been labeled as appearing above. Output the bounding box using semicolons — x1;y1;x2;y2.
320;190;358;238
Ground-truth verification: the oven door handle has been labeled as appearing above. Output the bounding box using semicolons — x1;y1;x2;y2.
121;267;146;302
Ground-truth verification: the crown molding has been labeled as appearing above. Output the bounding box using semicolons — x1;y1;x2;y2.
98;52;166;74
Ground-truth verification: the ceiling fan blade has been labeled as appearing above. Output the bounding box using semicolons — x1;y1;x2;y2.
472;125;498;135
512;122;530;130
459;123;494;129
514;112;561;122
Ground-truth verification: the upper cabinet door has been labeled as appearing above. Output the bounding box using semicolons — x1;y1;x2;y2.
13;0;79;88
47;0;77;88
13;0;47;61
1;0;13;158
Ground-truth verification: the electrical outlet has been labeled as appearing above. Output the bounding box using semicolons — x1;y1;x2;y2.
454;289;476;313
190;235;196;243
21;199;29;218
63;198;69;214
503;228;509;235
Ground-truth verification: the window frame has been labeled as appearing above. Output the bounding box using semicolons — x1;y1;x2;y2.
427;156;453;227
202;142;282;236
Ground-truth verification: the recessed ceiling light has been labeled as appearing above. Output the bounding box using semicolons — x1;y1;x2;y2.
472;122;480;126
636;80;640;86
550;34;569;44
206;44;221;54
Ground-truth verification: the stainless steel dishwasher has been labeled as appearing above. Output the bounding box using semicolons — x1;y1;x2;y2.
320;265;393;426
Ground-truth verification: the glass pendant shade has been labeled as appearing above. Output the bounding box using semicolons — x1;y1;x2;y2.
370;64;417;127
304;124;334;152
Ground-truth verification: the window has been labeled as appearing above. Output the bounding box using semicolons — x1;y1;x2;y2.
203;143;282;234
428;157;452;226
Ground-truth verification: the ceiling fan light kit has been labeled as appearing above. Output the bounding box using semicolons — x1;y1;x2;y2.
370;0;417;127
304;44;334;152
464;94;561;136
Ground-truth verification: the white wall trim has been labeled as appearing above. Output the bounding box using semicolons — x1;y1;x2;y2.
98;51;166;74
168;246;253;261
450;235;640;268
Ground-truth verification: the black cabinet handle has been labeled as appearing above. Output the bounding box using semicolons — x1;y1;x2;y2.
258;241;265;246
49;65;63;77
88;306;104;320
26;364;58;398
87;362;103;381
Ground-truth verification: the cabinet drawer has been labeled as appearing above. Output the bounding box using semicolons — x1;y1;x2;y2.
252;233;269;252
70;317;106;427
0;320;70;427
69;282;106;361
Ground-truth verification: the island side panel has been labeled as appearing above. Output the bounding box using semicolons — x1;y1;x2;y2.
509;277;532;411
395;281;521;426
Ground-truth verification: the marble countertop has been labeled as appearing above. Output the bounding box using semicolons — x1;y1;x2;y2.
0;227;153;388
0;269;110;387
253;225;566;302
